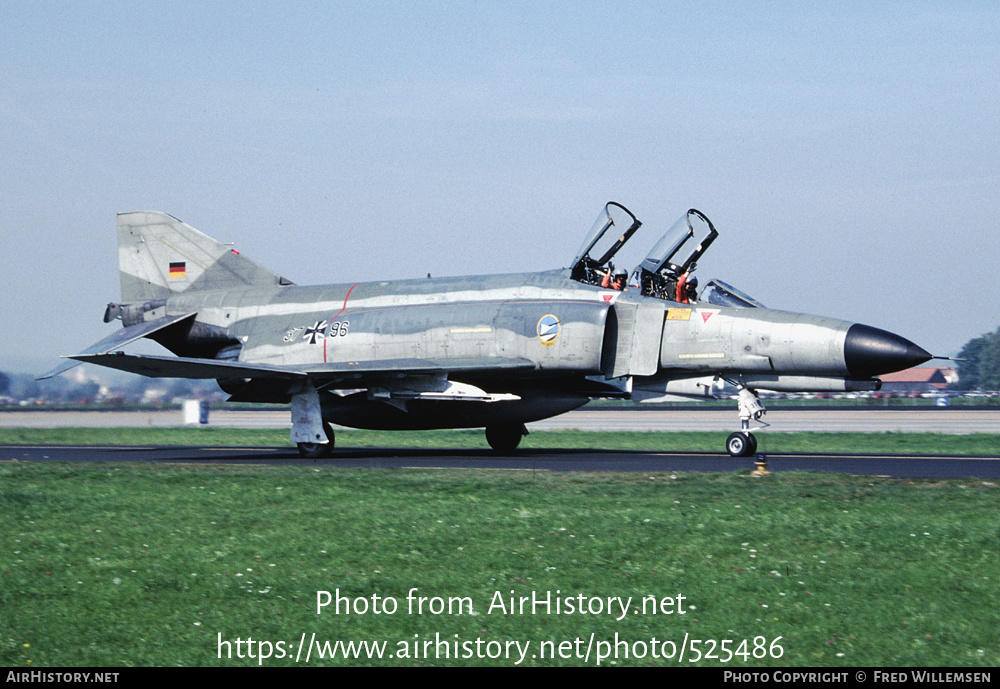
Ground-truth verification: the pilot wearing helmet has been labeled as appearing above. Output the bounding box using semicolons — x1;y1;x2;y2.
612;269;628;290
676;273;698;303
600;264;627;290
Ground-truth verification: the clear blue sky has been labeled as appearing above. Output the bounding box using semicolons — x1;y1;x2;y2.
2;1;997;371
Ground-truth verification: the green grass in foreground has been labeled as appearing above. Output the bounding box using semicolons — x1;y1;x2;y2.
2;427;1000;455
1;463;998;667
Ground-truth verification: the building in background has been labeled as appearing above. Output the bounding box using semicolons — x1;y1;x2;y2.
878;367;955;396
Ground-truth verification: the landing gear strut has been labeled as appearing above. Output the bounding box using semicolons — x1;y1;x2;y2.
726;386;766;457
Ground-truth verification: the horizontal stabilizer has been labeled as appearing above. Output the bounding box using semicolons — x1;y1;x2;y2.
37;313;197;380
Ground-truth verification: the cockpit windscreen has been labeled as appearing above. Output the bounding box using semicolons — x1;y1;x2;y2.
700;279;765;308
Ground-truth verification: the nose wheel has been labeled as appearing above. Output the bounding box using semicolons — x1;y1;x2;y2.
726;431;758;457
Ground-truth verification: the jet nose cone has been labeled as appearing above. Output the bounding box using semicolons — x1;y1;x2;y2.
844;324;932;377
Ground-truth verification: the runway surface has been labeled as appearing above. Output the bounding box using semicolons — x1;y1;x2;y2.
4;407;998;478
5;444;1000;479
4;407;1000;433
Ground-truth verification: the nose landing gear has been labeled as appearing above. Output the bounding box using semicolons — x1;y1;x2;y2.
726;386;767;457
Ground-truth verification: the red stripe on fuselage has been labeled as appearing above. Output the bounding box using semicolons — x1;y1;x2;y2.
325;283;359;364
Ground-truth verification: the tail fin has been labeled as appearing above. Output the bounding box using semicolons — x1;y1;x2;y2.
117;211;294;302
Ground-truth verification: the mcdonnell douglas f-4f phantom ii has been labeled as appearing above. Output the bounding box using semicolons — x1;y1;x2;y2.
42;203;933;458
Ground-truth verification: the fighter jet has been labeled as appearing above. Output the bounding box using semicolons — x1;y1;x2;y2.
41;203;933;457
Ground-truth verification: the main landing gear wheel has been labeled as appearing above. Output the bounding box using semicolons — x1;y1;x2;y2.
485;423;527;453
297;422;335;458
726;432;757;458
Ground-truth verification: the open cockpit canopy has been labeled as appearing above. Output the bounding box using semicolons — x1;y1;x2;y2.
638;209;718;276
570;202;642;286
571;204;762;305
634;209;718;300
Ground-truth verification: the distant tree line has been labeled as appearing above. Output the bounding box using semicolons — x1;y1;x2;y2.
954;326;1000;391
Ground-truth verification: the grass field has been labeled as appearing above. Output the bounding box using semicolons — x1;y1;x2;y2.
2;430;999;667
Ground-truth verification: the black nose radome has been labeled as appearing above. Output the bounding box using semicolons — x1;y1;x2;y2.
844;324;932;377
